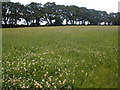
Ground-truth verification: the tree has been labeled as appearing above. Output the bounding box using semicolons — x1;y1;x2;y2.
58;5;70;25
113;12;120;25
54;16;63;25
79;7;89;25
67;5;80;25
99;11;108;25
107;13;116;25
88;9;101;25
27;2;43;26
21;5;32;25
2;2;22;26
43;2;57;25
2;2;9;25
2;1;119;27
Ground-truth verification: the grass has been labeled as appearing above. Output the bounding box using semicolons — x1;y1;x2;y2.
2;26;118;88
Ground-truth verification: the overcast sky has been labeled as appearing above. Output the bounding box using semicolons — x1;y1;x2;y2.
11;0;119;13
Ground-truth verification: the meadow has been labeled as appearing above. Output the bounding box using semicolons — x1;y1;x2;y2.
2;26;118;88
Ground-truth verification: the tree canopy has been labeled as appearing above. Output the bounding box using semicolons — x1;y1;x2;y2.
2;2;120;27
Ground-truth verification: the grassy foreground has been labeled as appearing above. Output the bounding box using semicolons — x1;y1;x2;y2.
2;26;118;88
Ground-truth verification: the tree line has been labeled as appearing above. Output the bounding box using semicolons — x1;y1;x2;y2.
2;2;120;27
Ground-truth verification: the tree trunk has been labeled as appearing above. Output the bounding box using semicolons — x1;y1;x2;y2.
4;19;7;25
36;18;39;26
11;19;14;25
79;21;80;25
15;19;17;25
49;18;52;25
75;20;77;25
82;20;85;25
73;20;74;25
104;22;107;25
33;19;35;23
25;19;29;25
66;19;68;25
70;20;72;25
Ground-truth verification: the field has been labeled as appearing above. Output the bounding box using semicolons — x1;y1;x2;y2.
2;26;118;88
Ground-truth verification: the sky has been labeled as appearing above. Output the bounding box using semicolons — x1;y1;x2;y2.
10;0;120;13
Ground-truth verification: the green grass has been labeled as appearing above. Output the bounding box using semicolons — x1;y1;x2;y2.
2;26;118;88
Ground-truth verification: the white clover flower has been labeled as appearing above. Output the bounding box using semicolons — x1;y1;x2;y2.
54;86;57;88
42;79;45;82
52;83;55;85
62;79;66;84
85;72;87;76
40;58;44;60
81;70;84;73
72;79;75;84
46;81;49;85
59;80;61;83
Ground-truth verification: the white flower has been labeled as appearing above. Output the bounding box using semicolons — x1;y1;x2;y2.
62;79;66;84
42;79;45;82
59;80;61;83
81;70;84;73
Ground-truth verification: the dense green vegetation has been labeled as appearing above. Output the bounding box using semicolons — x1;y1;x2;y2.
2;2;120;27
2;26;118;88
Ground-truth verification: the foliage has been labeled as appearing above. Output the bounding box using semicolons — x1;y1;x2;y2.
2;2;120;26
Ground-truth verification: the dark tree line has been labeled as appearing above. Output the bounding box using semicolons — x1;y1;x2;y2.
2;2;120;27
